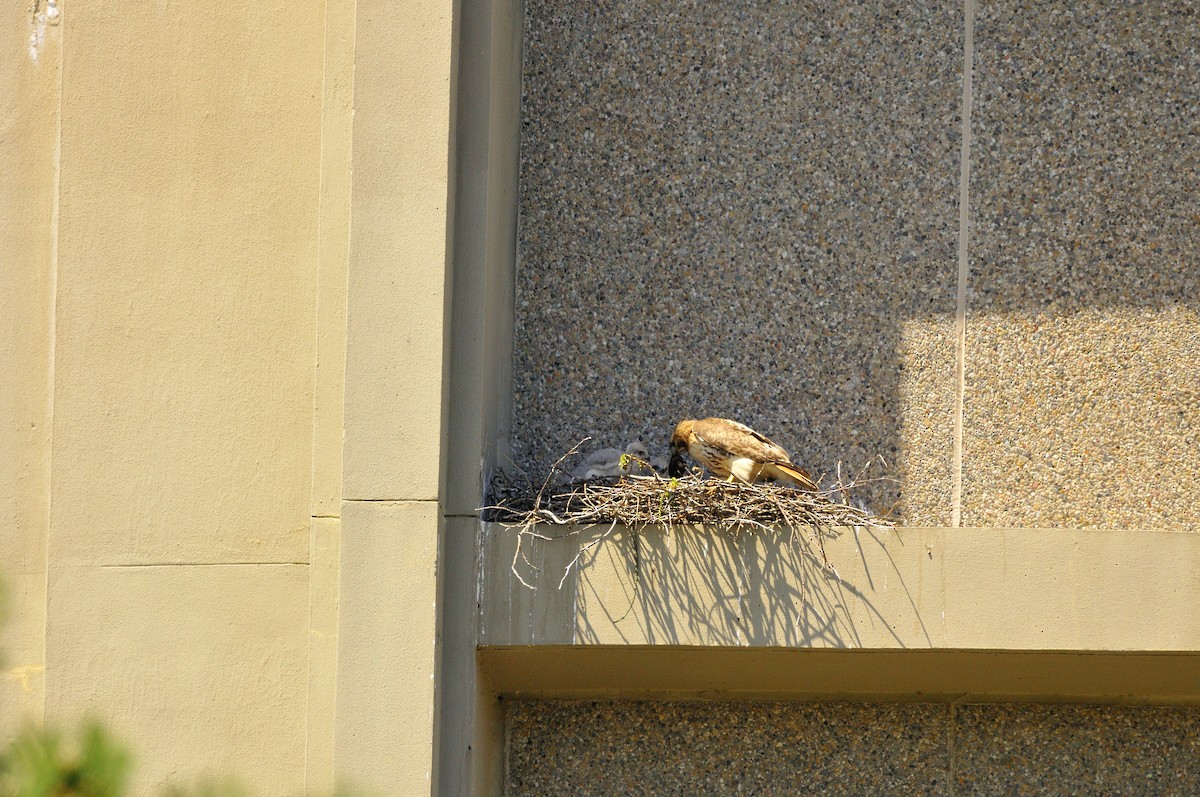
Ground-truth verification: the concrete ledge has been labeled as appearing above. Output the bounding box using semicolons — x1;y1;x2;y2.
479;647;1200;705
480;523;1200;651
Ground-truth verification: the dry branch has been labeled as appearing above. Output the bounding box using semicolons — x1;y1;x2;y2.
482;445;896;589
484;455;894;531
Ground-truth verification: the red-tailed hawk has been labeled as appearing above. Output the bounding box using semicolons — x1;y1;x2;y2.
668;417;819;490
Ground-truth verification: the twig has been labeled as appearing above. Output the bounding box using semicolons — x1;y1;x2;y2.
485;441;897;589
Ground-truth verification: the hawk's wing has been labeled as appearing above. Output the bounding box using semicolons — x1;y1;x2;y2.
691;417;791;464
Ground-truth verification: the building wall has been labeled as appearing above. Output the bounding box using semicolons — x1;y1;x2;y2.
507;700;1200;796
25;0;323;791
3;0;453;793
503;0;1200;792
511;0;1200;530
1;0;342;793
0;0;59;743
2;0;1198;796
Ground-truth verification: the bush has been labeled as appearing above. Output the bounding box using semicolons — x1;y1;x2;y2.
0;722;129;797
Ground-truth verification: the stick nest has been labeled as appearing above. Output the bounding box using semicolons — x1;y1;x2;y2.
482;441;896;590
482;444;895;533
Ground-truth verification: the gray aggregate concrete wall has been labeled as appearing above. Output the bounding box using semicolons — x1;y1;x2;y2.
506;700;1200;796
963;1;1200;528
512;0;1199;528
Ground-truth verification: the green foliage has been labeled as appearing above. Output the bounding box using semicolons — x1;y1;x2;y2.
0;724;368;797
0;722;130;797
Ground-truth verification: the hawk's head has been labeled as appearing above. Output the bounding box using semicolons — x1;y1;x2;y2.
667;419;694;477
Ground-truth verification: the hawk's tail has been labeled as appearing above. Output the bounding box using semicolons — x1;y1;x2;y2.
773;461;819;492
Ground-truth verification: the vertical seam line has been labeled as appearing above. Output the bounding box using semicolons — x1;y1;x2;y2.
40;0;65;715
951;0;975;528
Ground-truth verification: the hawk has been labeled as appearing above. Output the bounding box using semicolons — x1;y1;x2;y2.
668;417;819;490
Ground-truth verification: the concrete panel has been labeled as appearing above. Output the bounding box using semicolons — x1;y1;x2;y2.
306;518;341;794
335;501;440;796
512;0;963;523
480;648;1200;705
0;0;59;739
0;572;47;740
444;0;523;518
954;704;1200;794
341;0;455;502
44;563;309;796
505;699;1200;796
479;520;578;646
1;0;56;574
964;0;1200;529
49;0;323;565
507;701;950;797
483;524;1200;650
310;0;356;518
435;516;506;797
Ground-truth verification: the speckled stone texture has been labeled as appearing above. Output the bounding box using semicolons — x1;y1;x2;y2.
506;701;1200;796
954;704;1200;796
964;1;1200;529
506;700;951;796
514;0;964;523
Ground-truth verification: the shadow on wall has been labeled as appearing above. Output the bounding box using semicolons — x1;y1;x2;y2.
510;0;1200;530
481;522;933;648
576;525;930;648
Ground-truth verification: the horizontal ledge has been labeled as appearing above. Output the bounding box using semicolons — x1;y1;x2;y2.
341;497;439;504
96;561;308;568
479;646;1200;705
480;523;1200;651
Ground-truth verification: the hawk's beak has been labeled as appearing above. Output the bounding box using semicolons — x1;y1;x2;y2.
668;441;686;478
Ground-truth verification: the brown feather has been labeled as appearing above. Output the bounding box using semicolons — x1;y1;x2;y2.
766;461;820;491
690;417;789;463
670;417;817;490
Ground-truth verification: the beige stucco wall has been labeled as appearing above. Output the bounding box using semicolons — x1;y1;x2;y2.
1;0;340;793
332;0;456;788
4;0;1198;796
44;0;326;789
0;0;58;742
484;523;1200;652
2;0;453;793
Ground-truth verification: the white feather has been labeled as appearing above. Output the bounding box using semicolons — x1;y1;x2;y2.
585;447;623;466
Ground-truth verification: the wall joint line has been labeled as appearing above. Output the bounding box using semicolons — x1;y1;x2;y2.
950;0;975;528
